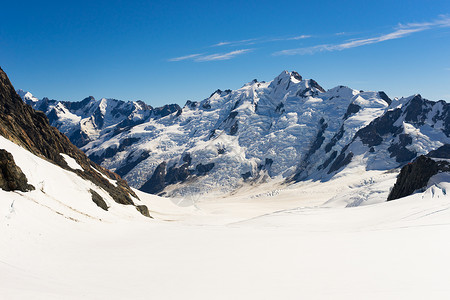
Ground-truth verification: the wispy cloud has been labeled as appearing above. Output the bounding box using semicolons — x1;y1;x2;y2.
274;15;450;56
212;35;312;47
287;35;311;40
212;38;259;47
168;53;203;62
396;14;450;29
168;49;253;63
195;49;253;62
169;34;311;62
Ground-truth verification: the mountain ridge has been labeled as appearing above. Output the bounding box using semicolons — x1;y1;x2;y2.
18;71;450;198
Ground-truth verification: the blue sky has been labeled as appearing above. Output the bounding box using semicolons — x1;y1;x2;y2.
1;0;450;106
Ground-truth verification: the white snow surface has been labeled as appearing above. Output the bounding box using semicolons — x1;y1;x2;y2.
60;153;83;170
2;132;450;299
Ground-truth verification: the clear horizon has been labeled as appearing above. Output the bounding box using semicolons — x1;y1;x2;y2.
1;0;450;106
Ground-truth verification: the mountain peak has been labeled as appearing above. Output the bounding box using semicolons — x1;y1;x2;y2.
275;70;303;83
290;71;303;82
16;89;39;103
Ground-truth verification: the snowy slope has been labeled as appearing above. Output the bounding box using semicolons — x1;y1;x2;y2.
0;136;150;222
1;160;450;300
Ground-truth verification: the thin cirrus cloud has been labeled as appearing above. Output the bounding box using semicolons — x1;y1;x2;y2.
168;49;253;62
212;38;259;47
286;35;311;40
274;15;450;56
169;34;311;62
167;53;203;62
212;35;311;47
195;49;253;62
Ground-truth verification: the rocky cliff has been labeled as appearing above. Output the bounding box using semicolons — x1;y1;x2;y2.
388;144;450;201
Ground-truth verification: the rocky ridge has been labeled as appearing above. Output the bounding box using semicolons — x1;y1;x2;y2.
388;144;450;201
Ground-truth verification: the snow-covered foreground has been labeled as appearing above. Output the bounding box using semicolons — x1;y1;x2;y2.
2;173;450;299
2;127;450;299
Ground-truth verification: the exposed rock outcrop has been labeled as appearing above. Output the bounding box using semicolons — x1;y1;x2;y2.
0;149;34;192
388;145;450;201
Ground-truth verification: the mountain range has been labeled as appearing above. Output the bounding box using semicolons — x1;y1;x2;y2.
18;71;449;198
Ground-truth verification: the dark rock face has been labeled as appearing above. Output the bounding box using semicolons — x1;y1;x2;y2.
210;89;223;98
0;149;35;192
309;79;326;93
0;67;150;216
404;95;431;125
427;144;450;159
62;96;95;112
355;108;402;147
135;205;151;218
377;91;392;105
230;122;239;135
68;129;91;148
196;163;215;175
185;100;197;108
118;137;140;152
90;189;108;211
89;137;140;165
291;71;303;81
241;171;252;180
275;102;285;113
328;150;354;174
388;155;450;201
387;134;416;163
115;151;150;177
227;111;238;120
319;150;338;170
258;158;274;172
140;155;217;194
432;101;450;137
343;103;361;120
140;162;167;194
292;120;328;181
166;163;190;185
324;126;344;153
153;104;181;118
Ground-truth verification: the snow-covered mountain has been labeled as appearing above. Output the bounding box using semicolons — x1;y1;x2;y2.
22;94;181;147
19;71;450;197
0;67;151;219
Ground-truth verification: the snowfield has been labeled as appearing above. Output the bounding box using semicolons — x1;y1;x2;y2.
1;134;450;299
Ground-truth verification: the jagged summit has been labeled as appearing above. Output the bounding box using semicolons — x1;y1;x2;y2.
16;89;39;103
